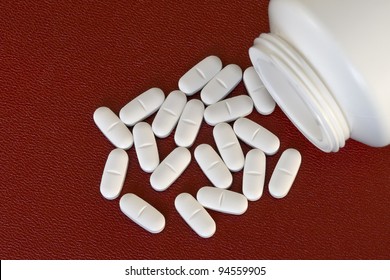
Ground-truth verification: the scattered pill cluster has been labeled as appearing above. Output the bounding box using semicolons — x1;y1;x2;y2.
93;55;302;238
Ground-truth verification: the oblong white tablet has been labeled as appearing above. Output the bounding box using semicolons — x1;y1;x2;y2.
213;123;244;172
194;144;232;189
203;95;253;126
133;122;159;173
150;147;191;191
233;118;280;156
243;149;266;201
174;99;205;148
243;66;276;115
269;148;302;199
100;148;128;200
152;90;187;138
93;107;133;150
178;55;222;95
175;193;216;238
119;88;165;126
196;187;248;215
119;193;165;234
201;64;242;105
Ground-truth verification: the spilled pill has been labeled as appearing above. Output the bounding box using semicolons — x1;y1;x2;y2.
152;90;187;138
119;193;165;234
213;123;244;172
93;107;133;150
201;64;242;105
119;87;165;126
100;148;129;200
233;118;280;156
269;148;302;199
203;95;253;126
150;147;191;191
196;187;248;215
243;149;266;201
175;193;216;238
178;55;222;95
133;122;159;173
194;144;232;189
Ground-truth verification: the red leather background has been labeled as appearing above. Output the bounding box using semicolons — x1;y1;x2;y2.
1;0;389;260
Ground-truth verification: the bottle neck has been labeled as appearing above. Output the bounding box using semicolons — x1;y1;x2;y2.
249;33;350;152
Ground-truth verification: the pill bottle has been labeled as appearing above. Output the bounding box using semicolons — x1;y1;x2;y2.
249;0;390;152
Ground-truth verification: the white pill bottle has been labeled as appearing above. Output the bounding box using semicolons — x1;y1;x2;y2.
249;0;390;152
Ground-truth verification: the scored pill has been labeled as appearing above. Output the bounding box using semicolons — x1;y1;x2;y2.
175;193;216;238
201;64;242;105
150;147;191;191
243;149;266;201
178;55;222;95
93;107;133;150
100;148;128;200
243;66;276;115
133;122;159;173
203;95;253;126
174;99;205;148
269;148;302;199
194;144;232;189
152;90;187;138
233;118;280;156
213;123;244;172
119;88;165;126
119;193;165;234
196;187;248;215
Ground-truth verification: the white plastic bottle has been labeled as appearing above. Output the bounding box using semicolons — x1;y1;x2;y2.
249;0;390;152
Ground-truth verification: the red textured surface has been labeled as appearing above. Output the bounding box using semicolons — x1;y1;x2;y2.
1;0;389;260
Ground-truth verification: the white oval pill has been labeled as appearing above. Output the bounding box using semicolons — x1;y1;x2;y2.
196;187;248;215
178;55;223;95
243;66;276;115
175;193;216;238
201;64;242;105
243;149;266;201
174;99;205;148
119;88;165;126
119;193;165;234
203;95;253;126
233;118;280;156
100;148;128;200
152;90;187;138
150;147;191;191
133;122;159;173
213;123;244;172
269;148;302;199
93;107;133;150
194;144;232;189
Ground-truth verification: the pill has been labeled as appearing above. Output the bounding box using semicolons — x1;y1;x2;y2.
150;147;191;191
200;64;242;105
93;107;133;150
178;55;222;95
119;193;165;234
243;149;266;201
133;122;159;173
174;99;205;148
269;148;302;199
99;148;128;200
196;187;248;215
203;95;253;126
213;123;244;172
233;118;280;156
243;66;276;115
152;90;187;138
175;193;216;238
119;88;165;126
194;144;232;189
